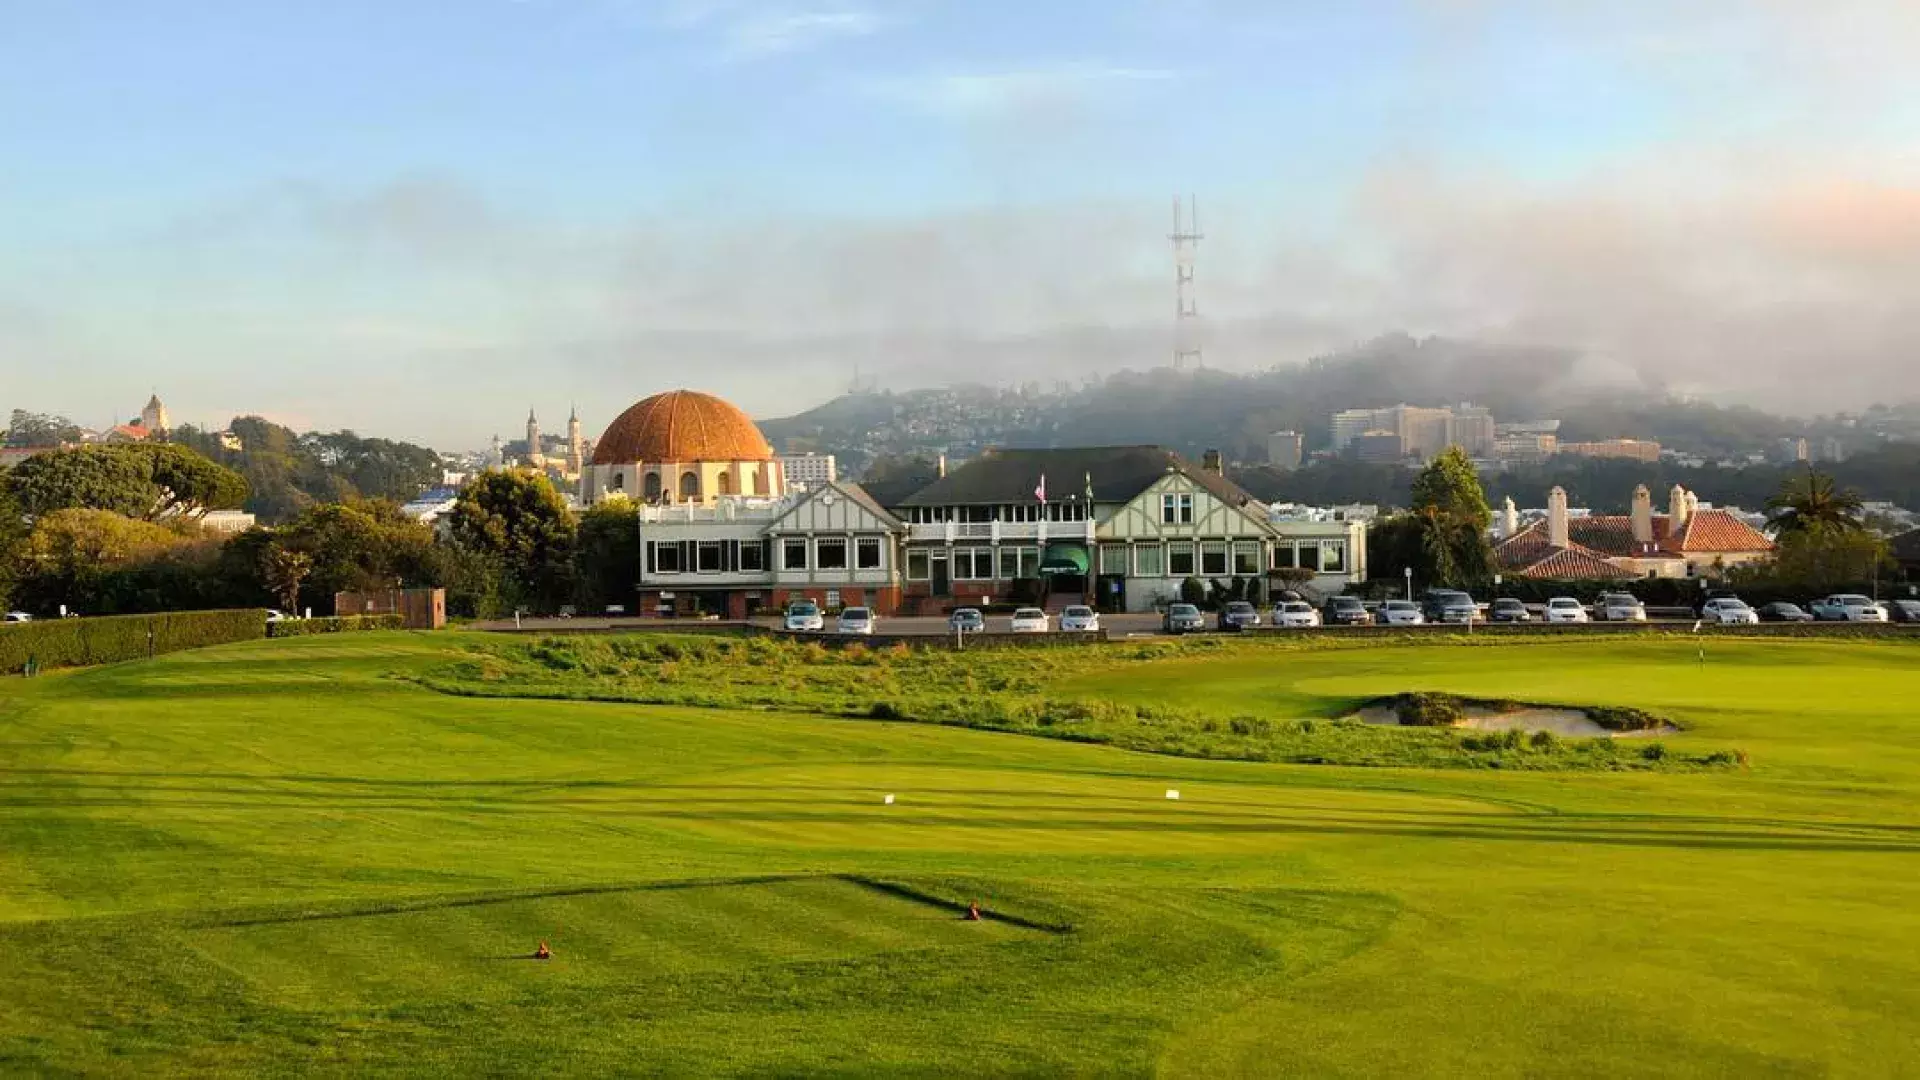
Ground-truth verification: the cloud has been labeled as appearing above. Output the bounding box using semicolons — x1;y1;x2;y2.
719;8;885;58
863;64;1178;117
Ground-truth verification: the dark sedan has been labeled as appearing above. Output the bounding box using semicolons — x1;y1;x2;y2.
1488;598;1532;623
1323;596;1373;626
1887;599;1920;624
1218;601;1261;632
1756;601;1814;623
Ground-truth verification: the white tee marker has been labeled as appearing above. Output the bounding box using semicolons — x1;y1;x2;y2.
884;794;896;805
1165;789;1181;801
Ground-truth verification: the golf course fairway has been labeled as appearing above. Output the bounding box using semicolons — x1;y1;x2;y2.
2;632;1917;1075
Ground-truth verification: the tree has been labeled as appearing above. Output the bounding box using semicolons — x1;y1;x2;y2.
4;410;81;448
448;470;577;612
1410;447;1492;530
0;478;24;611
1393;449;1497;589
1767;467;1864;538
7;447;157;518
259;544;313;613
11;509;193;614
1737;529;1892;592
573;502;640;613
127;443;249;519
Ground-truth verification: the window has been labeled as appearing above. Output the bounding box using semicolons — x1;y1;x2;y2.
653;542;683;574
717;470;734;496
697;541;723;573
1233;542;1261;576
954;547;993;580
857;537;882;570
1160;493;1194;525
1201;542;1228;576
1099;545;1129;575
1019;548;1040;578
739;541;766;571
999;546;1021;580
783;538;809;570
610;472;625;492
1168;542;1195;576
680;471;700;500
825;589;841;609
1273;544;1297;570
1321;542;1346;573
1135;544;1165;577
643;472;662;502
753;469;769;495
907;549;930;581
816;537;848;570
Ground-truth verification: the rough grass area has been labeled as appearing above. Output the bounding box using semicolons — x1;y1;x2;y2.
415;634;1741;772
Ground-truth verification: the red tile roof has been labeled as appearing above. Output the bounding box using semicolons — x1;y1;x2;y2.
1674;510;1773;554
1516;545;1637;581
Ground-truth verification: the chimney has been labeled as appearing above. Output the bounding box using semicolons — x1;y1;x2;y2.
1202;449;1224;476
1687;491;1700;517
936;454;947;479
1548;486;1569;548
1631;485;1653;544
1502;496;1518;538
1669;484;1690;529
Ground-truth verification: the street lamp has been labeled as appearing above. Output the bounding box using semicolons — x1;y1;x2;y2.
1403;566;1413;602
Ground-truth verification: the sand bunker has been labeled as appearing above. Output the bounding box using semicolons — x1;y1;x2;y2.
1353;699;1678;739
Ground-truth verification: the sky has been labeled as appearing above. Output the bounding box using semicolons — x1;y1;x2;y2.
4;0;1920;448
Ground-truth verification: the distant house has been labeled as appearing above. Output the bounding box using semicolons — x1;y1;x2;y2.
1496;484;1773;581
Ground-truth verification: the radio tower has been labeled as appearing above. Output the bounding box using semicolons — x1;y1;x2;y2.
1169;195;1204;371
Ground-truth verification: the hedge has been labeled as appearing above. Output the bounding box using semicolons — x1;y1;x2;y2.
0;609;268;675
268;614;407;638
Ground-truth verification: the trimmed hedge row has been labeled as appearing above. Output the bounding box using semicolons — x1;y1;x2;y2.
0;609;267;675
268;615;407;638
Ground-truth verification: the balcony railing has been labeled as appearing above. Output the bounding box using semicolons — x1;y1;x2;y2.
638;497;794;524
905;520;1097;544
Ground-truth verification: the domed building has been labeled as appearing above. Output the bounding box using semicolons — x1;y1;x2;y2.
581;389;786;506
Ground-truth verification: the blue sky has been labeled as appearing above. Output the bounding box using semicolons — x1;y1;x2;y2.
5;1;1920;446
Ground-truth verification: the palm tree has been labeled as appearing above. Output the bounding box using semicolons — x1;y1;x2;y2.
1766;466;1864;537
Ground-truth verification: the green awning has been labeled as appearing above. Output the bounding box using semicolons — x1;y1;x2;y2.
1039;543;1091;575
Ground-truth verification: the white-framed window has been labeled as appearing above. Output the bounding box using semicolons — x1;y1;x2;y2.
825;589;841;609
739;541;766;572
1273;544;1298;570
816;537;849;571
1160;493;1194;525
1233;542;1262;575
1200;541;1228;576
653;542;683;574
697;541;723;573
1321;542;1346;573
999;546;1021;580
906;549;930;581
954;547;993;580
1168;542;1195;577
783;538;809;570
856;537;882;570
1135;544;1166;577
1099;545;1129;575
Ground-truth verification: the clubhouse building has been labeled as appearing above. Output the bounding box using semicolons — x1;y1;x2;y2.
582;388;1366;616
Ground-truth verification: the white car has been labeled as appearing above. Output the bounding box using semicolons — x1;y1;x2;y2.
1060;605;1101;633
2;612;30;624
836;606;876;635
1700;597;1759;625
1008;607;1051;634
1379;600;1425;626
1594;592;1648;622
783;601;825;632
1810;594;1889;622
1273;601;1322;628
1545;597;1591;624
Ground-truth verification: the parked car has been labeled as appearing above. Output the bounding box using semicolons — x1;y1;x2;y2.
2;611;30;624
1060;605;1101;633
1008;607;1051;634
784;601;825;632
836;607;876;635
1544;597;1591;624
1594;592;1648;622
1218;601;1261;632
1421;589;1478;626
948;608;986;634
1273;600;1323;629
1379;600;1425;626
1488;598;1532;624
1323;595;1373;626
1810;594;1889;622
1162;603;1206;634
1886;599;1920;624
1757;601;1814;623
1700;597;1759;625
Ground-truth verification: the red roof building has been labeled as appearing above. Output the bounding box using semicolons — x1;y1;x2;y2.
1496;484;1773;581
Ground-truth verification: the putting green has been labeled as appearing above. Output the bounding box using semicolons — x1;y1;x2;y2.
2;632;1918;1074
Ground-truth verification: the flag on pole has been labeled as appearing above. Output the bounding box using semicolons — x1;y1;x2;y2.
1034;474;1047;502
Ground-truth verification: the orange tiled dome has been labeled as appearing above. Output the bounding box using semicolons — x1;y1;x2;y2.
591;390;774;466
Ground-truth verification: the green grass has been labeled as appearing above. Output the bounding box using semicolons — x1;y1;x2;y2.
3;631;1920;1074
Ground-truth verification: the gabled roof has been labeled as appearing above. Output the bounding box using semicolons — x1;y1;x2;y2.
1556;511;1770;557
767;479;904;533
893;446;1260;510
1673;510;1773;554
1494;521;1638;580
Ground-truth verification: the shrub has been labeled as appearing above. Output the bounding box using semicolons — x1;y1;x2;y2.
267;614;406;638
1390;692;1466;727
0;609;267;674
1640;742;1668;761
1529;729;1559;752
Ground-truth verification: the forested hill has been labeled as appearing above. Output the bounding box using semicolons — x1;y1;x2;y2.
170;418;442;523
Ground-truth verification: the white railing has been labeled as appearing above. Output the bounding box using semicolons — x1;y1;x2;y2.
905;519;1098;544
638;498;794;524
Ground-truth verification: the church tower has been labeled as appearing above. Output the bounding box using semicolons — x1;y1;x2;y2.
140;394;170;434
525;408;546;468
566;405;584;477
